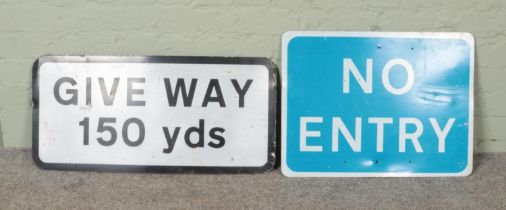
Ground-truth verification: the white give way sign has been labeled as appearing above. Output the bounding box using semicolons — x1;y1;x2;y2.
33;56;277;173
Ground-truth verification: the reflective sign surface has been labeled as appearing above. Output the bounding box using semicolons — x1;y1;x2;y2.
282;32;474;177
33;56;277;173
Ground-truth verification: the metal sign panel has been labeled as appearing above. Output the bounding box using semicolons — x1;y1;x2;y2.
282;32;474;177
33;56;277;173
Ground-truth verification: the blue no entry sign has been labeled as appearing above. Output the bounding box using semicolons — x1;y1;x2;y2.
281;32;474;177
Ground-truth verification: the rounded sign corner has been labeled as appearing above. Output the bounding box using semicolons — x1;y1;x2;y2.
282;32;301;49
459;32;475;47
458;162;473;177
282;31;297;42
256;57;278;75
281;162;297;177
32;149;49;170
258;160;275;173
34;57;50;74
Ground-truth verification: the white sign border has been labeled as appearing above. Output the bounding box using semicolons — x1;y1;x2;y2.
281;31;475;177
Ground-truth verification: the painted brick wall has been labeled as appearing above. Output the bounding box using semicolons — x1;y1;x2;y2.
0;0;504;152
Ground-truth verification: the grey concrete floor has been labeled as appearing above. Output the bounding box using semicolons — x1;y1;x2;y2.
0;149;505;209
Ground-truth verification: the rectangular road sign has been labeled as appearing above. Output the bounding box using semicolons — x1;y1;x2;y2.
33;56;277;173
282;32;474;177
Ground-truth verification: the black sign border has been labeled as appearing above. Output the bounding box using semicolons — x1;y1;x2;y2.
32;56;278;173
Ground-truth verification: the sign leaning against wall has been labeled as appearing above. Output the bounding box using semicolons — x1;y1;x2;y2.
282;32;474;177
33;56;277;173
